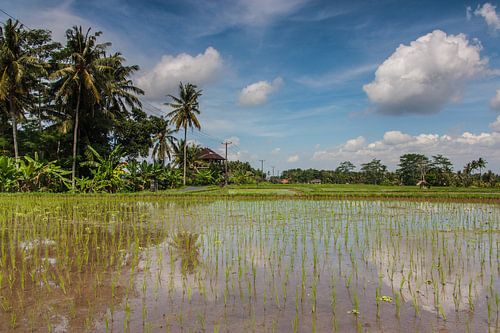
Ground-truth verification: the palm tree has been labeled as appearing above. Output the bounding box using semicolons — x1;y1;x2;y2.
0;19;44;164
102;52;143;119
172;139;202;173
152;120;178;166
476;157;487;181
166;82;202;185
51;26;112;189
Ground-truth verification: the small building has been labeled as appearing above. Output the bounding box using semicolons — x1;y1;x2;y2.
198;148;225;163
310;179;322;184
281;178;289;184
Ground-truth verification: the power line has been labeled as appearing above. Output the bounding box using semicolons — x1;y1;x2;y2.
0;7;32;30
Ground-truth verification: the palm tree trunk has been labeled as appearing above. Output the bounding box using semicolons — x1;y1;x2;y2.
72;85;82;190
183;124;187;186
9;96;19;168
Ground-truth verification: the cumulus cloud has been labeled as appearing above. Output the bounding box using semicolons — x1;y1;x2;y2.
382;131;413;145
490;115;500;132
343;136;366;152
137;47;224;99
238;77;283;107
313;129;500;171
287;154;299;163
364;30;487;115
490;89;500;111
474;3;500;31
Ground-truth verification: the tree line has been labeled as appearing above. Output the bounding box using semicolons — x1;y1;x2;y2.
280;154;498;187
0;19;267;192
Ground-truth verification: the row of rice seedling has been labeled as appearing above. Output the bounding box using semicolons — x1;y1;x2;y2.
0;195;498;331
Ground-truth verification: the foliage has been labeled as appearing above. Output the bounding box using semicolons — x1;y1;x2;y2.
360;159;387;185
0;154;69;192
228;161;258;185
78;145;126;192
0;155;17;191
397;153;430;185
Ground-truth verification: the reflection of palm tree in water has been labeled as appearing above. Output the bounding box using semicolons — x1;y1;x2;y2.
169;231;201;275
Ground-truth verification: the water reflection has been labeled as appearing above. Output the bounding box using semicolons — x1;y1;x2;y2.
169;231;201;275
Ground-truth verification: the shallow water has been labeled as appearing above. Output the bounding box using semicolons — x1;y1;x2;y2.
0;197;499;332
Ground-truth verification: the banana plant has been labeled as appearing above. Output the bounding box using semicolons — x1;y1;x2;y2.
0;156;18;191
17;153;71;191
78;145;126;192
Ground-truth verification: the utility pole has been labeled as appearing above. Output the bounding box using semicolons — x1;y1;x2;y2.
271;166;275;177
222;141;232;185
259;159;265;182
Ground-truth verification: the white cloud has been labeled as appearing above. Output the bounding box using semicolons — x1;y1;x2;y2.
287;154;299;163
18;1;92;42
296;64;377;88
490;89;500;111
343;136;366;152
313;129;500;171
490;115;500;132
271;148;281;155
189;0;308;37
235;0;307;26
238;77;283;107
466;6;473;21
137;47;224;100
382;131;413;145
474;3;500;31
364;30;487;115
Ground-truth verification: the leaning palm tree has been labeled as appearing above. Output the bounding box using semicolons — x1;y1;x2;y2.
166;82;202;185
152;121;178;166
0;19;44;163
51;26;112;189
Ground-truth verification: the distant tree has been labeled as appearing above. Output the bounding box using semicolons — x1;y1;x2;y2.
360;159;387;185
335;161;356;183
476;157;487;180
428;154;453;186
397;153;429;185
336;161;355;173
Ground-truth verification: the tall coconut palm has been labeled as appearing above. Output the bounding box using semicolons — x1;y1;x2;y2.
0;19;44;164
51;26;112;189
166;82;202;185
152;121;178;166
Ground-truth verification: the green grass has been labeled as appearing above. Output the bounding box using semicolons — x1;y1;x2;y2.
1;184;499;201
165;183;500;201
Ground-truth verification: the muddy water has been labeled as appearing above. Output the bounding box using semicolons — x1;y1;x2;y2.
0;197;498;332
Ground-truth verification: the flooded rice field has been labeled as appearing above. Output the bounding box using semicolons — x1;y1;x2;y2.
0;196;499;332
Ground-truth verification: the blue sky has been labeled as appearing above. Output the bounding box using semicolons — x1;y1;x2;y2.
4;0;500;172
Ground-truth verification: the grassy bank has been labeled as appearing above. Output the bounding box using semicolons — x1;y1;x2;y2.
2;184;500;202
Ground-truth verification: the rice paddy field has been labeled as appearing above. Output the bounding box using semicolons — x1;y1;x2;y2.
0;194;499;332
